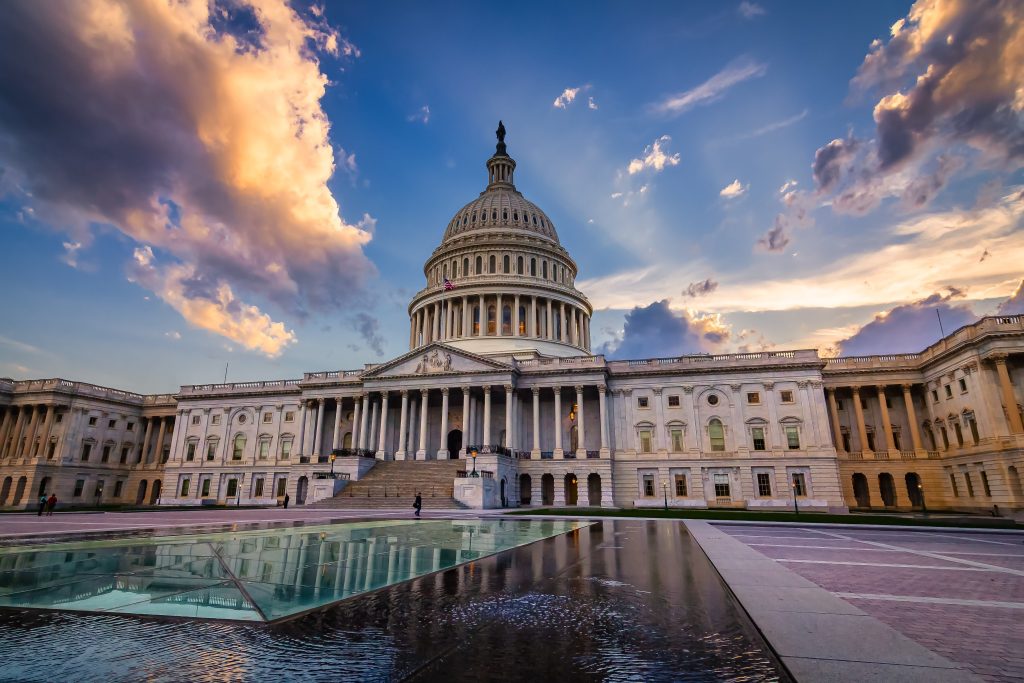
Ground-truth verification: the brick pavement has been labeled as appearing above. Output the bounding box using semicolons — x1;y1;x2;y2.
721;525;1024;683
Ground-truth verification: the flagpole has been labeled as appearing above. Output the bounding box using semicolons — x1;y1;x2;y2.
935;308;945;338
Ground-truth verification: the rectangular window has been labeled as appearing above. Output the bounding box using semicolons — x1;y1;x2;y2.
226;479;238;498
837;399;844;411
642;474;655;497
637;397;649;408
670;429;684;452
713;474;730;499
201;478;211;497
211;414;222;425
752;427;766;451
263;412;273;423
108;419;116;429
206;442;217;461
944;385;953;399
892;431;902;451
756;472;772;497
792;472;807;497
931;389;939;402
120;446;129;463
667;395;680;407
73;479;85;497
780;390;794;403
280;439;292;459
55;413;63;424
980;470;991;497
639;429;653;453
232;438;243;460
674;474;687;497
953;422;964;447
114;481;124;497
867;431;876;451
88;416;98;426
182;442;194;461
860;399;868;409
259;439;270;459
192;415;201;425
276;478;287;497
254;478;265;497
101;445;111;463
968;417;979;444
746;392;760;405
81;443;92;461
949;472;960;497
958;378;968;393
785;426;800;449
963;472;975;497
284;411;295;422
126;422;134;431
47;441;57;459
180;479;190;497
940;426;949;449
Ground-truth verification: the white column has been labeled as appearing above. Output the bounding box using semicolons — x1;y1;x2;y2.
331;397;343;451
530;296;538;337
396;391;409;460
462;295;469;338
357;395;369;449
553;386;563;457
433;302;441;341
406;396;417;455
575;385;586;457
417;389;429;459
461;387;471;457
559;302;566;342
438;388;450;458
352;395;362;450
532;387;541;455
483;386;492;448
154;416;167;464
313;398;325;457
496;293;503;336
368;397;380;453
513;295;521;336
468;393;476;446
598;386;609;454
478;294;485;336
505;385;514;451
902;384;924;451
546;299;553;339
376;392;390;458
653;387;666;453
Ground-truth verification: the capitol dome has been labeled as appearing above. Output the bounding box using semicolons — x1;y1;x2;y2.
408;122;593;358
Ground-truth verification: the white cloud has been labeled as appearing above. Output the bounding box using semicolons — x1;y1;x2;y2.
164;331;182;340
779;180;798;194
553;86;581;109
653;58;767;116
408;105;430;124
627;135;681;174
719;179;748;198
723;109;808;143
60;241;82;268
588;96;598;110
737;1;766;19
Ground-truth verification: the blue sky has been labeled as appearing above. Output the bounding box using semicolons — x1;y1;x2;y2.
0;0;1021;392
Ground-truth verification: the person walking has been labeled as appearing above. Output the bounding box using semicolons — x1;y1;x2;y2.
413;492;422;518
37;494;47;516
46;493;57;516
283;493;290;509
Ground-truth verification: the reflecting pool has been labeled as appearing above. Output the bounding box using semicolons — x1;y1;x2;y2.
0;519;786;682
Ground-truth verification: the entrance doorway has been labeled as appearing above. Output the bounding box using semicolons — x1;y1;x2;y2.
520;474;532;505
296;476;308;505
136;480;148;505
878;473;896;506
852;473;870;507
447;429;463;458
564;473;578;505
500;478;507;507
541;474;554;506
150;480;162;504
905;472;923;507
587;473;601;506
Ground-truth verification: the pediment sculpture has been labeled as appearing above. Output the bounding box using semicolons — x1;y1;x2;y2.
414;349;453;374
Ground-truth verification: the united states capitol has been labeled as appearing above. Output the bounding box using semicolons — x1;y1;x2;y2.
2;125;1022;515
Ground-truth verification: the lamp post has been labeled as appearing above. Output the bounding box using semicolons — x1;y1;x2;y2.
662;481;668;510
918;482;927;516
470;449;478;476
791;479;800;515
330;453;336;477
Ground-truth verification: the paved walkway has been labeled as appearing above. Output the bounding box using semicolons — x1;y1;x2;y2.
718;523;1024;682
0;507;498;540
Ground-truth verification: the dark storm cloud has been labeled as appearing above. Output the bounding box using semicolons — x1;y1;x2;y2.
598;300;728;360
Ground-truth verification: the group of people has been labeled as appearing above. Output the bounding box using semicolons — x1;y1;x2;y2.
36;494;57;516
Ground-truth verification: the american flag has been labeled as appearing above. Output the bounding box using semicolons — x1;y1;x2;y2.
443;277;455;291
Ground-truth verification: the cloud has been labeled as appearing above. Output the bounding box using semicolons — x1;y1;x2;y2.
553;86;581;109
627;135;681;174
719;179;748;198
779;180;798;194
598;300;730;359
408;105;430;124
653;58;767;116
836;288;979;356
352;312;385;356
588;96;598;110
0;0;374;355
737;1;766;19
997;280;1024;314
0;335;44;355
164;331;182;340
812;137;861;193
756;216;791;252
723;109;808;143
336;145;358;179
60;241;83;268
683;278;719;298
129;247;295;356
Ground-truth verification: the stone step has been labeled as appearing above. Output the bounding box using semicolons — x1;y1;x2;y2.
309;459;468;509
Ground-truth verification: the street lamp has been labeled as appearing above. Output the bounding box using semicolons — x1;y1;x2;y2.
918;482;927;516
330;453;336;477
791;479;800;515
662;481;668;510
470;449;478;476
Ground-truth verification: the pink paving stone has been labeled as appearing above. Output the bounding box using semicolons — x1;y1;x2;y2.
752;546;969;567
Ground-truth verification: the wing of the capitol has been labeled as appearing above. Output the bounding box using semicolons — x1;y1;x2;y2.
2;125;1023;514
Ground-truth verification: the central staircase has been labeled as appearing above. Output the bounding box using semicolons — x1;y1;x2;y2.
309;460;468;510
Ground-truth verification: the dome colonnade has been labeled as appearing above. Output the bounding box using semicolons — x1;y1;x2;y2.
407;122;592;358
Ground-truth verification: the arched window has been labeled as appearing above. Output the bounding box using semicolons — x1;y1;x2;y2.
487;305;497;335
503;254;510;273
473;306;481;334
708;419;725;451
518;306;527;335
513;211;519;221
502;305;512;335
502;209;508;220
475;256;482;274
442;263;448;279
489;254;496;273
491;209;497;221
232;434;245;461
530;258;537;276
471;211;476;222
532;214;537;225
463;257;469;276
542;261;548;279
517;255;523;274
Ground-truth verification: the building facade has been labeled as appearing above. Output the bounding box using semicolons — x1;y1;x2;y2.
2;126;1022;514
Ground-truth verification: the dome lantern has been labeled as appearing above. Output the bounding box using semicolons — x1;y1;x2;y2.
486;120;516;190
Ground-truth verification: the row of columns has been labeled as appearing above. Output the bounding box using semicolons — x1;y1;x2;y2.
826;385;923;455
410;293;591;350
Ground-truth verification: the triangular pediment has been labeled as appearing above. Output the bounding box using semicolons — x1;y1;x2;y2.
363;343;513;379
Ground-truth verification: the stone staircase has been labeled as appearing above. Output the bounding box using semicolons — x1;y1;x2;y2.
309;459;468;510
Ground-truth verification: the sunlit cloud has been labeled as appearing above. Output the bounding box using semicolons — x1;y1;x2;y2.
719;179;748;199
652;58;767;116
627;135;680;174
553;86;581;109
